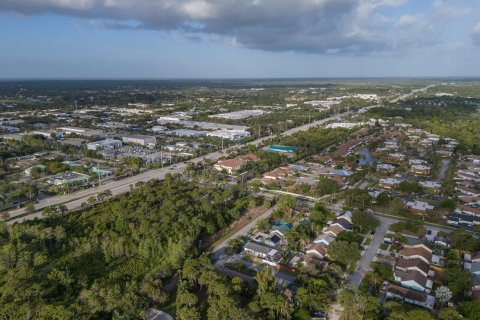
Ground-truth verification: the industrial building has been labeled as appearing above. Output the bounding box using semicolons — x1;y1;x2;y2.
209;109;265;120
171;129;208;137
206;130;250;141
58;127;106;138
122;134;157;148
87;139;123;151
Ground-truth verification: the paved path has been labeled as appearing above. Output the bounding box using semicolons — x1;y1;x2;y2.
7;110;357;224
347;215;396;289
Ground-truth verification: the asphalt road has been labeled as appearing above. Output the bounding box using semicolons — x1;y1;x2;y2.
436;159;451;183
347;215;396;289
212;204;278;263
7;111;354;224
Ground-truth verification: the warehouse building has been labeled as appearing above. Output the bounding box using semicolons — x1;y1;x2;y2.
87;139;123;151
122;134;157;148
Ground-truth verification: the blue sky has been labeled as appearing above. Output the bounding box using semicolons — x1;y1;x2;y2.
0;0;479;78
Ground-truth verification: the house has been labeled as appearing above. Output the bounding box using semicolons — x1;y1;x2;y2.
313;234;335;246
395;257;430;277
399;245;432;264
394;269;433;293
306;243;328;259
419;181;442;193
262;167;297;182
243;242;281;266
465;251;480;264
24;164;46;176
411;165;431;175
214;158;246;174
271;223;293;237
302;254;329;271
379;178;401;190
330;218;353;231
409;159;427;166
406;201;434;214
323;225;344;238
384;283;435;310
434;236;450;249
455;204;480;216
456;186;480;197
253;231;285;247
389;153;406;161
377;163;396;172
447;213;480;228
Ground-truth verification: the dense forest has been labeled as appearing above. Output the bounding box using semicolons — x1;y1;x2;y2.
0;174;250;319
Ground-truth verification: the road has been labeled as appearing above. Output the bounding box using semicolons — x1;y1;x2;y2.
436;159;450;183
212;204;278;263
7;110;354;224
347;215;396;289
389;84;437;103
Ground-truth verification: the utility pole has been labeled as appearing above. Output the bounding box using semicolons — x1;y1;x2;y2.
160;147;163;168
97;161;101;186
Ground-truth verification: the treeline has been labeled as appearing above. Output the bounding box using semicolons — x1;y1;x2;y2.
0;174;249;319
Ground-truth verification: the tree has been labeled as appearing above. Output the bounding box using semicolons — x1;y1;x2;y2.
435;286;452;309
438;308;462;320
352;211;379;234
25;203;35;215
398;181;422;193
309;203;330;226
460;301;480;320
256;219;271;232
445;267;471;299
376;192;390;206
336;231;363;245
315;177;340;196
277;195;296;213
328;241;361;272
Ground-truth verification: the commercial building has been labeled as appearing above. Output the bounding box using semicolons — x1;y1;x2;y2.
58;127;105;138
87;139;123;151
209;109;265;120
45;171;91;186
206;130;250;141
122;134;157;148
171;129;208;137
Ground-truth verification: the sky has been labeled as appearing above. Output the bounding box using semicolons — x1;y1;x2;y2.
0;0;479;79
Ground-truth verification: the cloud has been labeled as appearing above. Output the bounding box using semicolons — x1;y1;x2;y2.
473;21;480;45
0;0;467;54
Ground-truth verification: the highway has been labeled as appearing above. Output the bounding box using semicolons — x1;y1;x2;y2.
6;111;352;224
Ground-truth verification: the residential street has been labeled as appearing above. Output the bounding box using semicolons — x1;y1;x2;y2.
436;159;451;183
347;215;396;288
212;204;278;263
